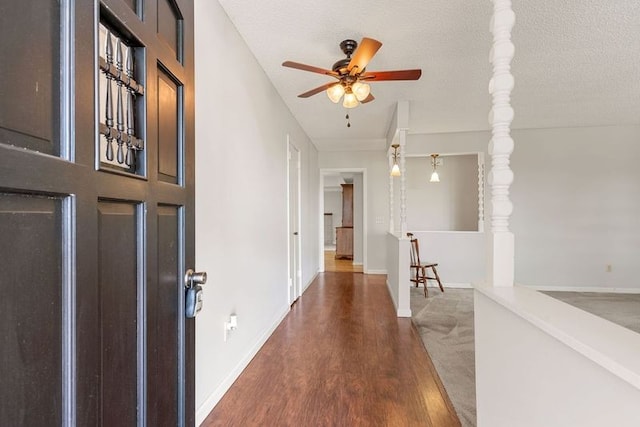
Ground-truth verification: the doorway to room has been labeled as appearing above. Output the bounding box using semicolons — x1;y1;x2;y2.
287;138;302;303
320;169;366;273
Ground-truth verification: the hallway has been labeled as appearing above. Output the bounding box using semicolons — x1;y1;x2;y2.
203;272;460;426
324;250;364;273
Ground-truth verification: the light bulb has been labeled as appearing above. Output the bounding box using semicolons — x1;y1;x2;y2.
430;171;440;182
352;81;371;101
342;92;358;109
391;163;401;177
326;84;345;103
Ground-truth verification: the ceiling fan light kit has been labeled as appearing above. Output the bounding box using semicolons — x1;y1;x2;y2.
282;37;422;114
351;81;371;101
326;81;371;107
326;83;345;103
342;88;359;109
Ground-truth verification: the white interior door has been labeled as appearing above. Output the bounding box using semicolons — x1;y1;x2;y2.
287;139;301;304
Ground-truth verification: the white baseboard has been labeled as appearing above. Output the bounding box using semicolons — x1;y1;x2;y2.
397;308;412;317
521;284;640;294
366;269;387;275
385;278;398;308
411;282;472;289
302;271;319;294
385;279;412;318
441;282;472;289
195;305;290;425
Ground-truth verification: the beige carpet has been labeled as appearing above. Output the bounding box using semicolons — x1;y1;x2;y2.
410;287;476;427
543;291;640;334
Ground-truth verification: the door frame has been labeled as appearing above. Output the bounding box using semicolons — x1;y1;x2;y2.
318;168;368;273
286;135;302;303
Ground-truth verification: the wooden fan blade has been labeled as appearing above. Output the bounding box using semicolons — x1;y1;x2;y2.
282;61;338;77
361;93;375;104
298;82;336;98
348;37;382;75
361;69;422;81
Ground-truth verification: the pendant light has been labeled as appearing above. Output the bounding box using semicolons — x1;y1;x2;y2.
430;154;440;182
390;144;401;177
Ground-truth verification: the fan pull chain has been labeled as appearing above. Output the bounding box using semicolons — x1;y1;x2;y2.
345;113;351;128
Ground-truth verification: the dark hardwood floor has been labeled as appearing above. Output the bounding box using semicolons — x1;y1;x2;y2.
203;272;460;427
324;250;363;273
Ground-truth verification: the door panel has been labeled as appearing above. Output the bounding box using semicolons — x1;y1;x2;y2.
122;0;138;14
157;0;182;60
0;193;62;426
97;201;139;425
149;204;181;426
0;0;60;155
157;69;181;183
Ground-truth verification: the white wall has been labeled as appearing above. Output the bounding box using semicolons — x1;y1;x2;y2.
408;131;487;157
323;189;342;244
406;133;487;286
510;125;640;289
475;286;640;426
319;150;389;273
405;154;478;231
299;140;320;292
194;1;319;423
413;231;485;286
353;174;364;264
386;232;411;317
408;125;640;289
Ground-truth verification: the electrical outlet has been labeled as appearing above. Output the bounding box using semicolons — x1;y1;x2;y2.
606;264;612;273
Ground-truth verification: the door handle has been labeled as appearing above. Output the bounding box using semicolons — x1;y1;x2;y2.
185;269;207;318
293;232;299;236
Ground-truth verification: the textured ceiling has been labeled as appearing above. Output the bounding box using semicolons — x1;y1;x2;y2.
217;0;640;151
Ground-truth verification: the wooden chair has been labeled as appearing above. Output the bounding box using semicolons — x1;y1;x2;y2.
407;232;444;297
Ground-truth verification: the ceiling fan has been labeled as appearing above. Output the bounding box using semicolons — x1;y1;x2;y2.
282;37;422;109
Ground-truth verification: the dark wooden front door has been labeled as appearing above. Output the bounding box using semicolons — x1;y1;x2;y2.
0;0;195;425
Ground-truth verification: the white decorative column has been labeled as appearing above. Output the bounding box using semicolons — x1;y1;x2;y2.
487;0;515;287
478;153;485;233
388;145;395;233
399;129;408;235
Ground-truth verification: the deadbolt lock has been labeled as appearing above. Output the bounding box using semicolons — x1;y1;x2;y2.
184;269;207;289
185;269;207;319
